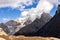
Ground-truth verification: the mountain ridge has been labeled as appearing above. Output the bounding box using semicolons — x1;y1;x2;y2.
14;13;52;36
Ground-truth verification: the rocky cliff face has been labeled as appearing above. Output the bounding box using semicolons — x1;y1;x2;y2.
0;23;10;34
0;12;51;35
14;13;51;36
0;20;21;35
14;5;60;38
35;5;60;38
5;20;21;35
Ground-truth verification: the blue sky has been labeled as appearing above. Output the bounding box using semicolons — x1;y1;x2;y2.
50;5;57;16
0;0;57;23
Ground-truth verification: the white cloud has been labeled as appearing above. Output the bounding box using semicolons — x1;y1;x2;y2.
2;18;11;22
21;11;28;17
47;0;58;6
0;0;58;9
58;0;60;4
0;0;18;8
40;0;58;6
0;0;34;8
36;0;53;13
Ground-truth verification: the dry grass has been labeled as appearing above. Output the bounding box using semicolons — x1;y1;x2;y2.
0;35;60;40
0;28;60;40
